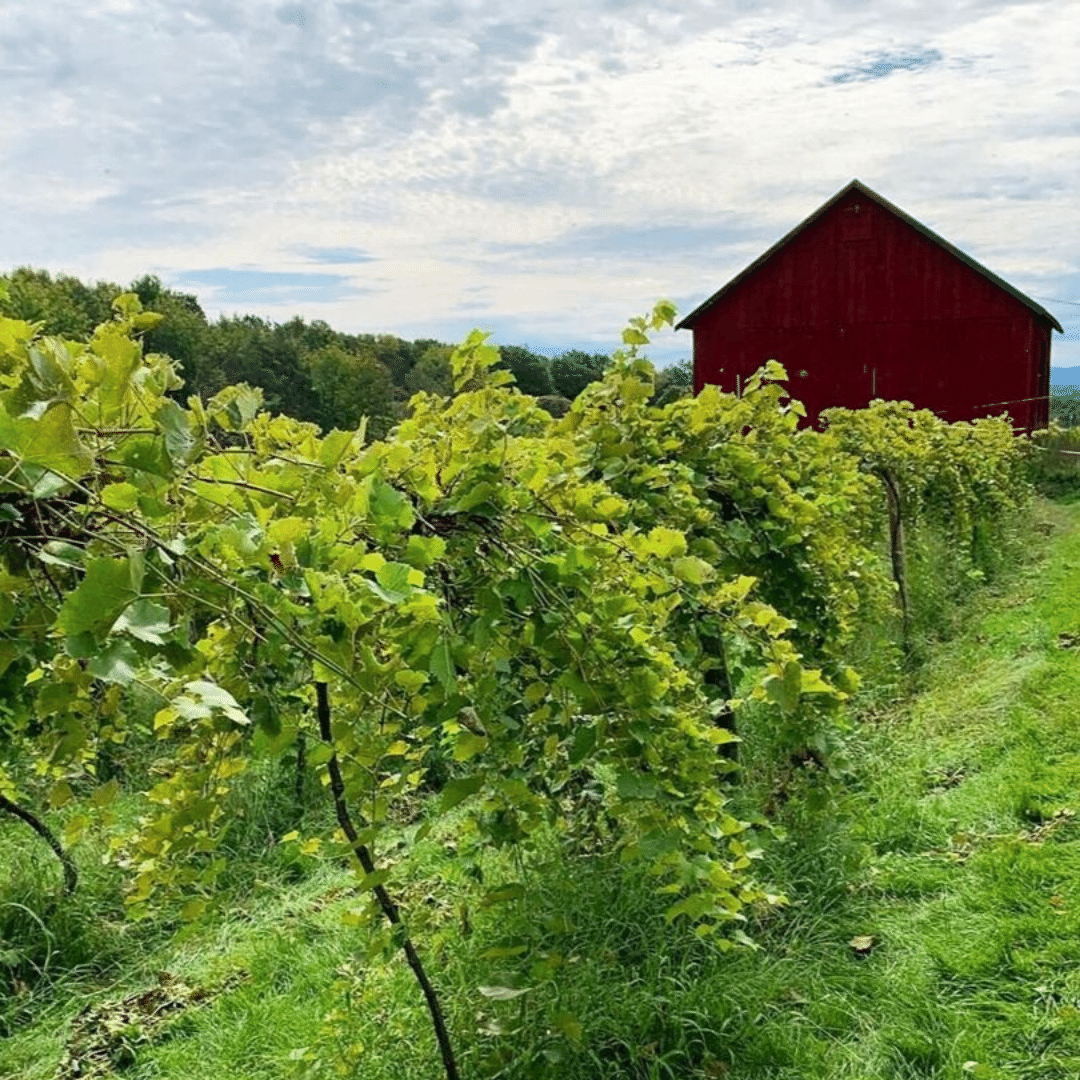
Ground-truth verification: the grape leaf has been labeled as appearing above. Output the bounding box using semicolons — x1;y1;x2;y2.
112;599;171;645
0;401;93;488
155;399;205;470
616;771;659;800
429;636;457;693
440;775;483;811
87;640;140;685
57;556;145;637
764;660;802;714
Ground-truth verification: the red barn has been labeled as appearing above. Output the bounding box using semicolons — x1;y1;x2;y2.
677;180;1063;431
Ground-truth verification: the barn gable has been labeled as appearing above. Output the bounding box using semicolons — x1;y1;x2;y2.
678;180;1062;431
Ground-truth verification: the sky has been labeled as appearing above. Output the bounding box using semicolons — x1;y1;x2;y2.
1;0;1077;369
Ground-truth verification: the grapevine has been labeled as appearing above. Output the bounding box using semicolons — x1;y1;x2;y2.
0;292;1030;1077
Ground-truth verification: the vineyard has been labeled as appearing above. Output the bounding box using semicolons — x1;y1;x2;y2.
0;290;1074;1079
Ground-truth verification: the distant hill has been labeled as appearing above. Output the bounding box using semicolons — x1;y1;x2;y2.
1052;366;1080;388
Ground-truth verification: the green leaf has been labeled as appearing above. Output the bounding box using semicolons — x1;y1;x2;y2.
402;535;446;569
112;598;171;644
618;376;653;405
393;669;428;694
453;730;487;762
440;775;484;811
318;428;355;468
643;526;687;559
268;517;308;545
251;695;281;739
368;479;415;533
568;723;596;765
100;482;140;511
307;744;335;767
764;660;802;714
155;399;205;471
478;985;531;1001
168;679;249;727
64;632;98;659
450;480;496;513
651;299;677;326
39;541;84;570
180;899;207;922
24;340;76;411
800;668;835;695
450;330;500;392
209;383;263;431
0;401;93;487
111;292;143;318
358;869;391;891
638;830;681;858
429;636;457;694
616;771;659;800
664;891;717;923
184;680;248;724
49;781;74;808
672;555;715;585
173;695;211;721
57;555;145;637
132;311;165;332
118;435;172;479
87;640;140;685
89;325;142;420
366;561;417;604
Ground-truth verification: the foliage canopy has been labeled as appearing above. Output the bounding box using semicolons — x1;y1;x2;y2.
0;285;1032;1076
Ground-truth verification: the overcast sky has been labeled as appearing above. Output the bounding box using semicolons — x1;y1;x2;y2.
1;0;1077;368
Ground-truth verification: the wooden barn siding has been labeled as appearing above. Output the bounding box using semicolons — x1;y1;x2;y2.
692;190;1045;430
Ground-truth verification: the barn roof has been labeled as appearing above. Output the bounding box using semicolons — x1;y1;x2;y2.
676;179;1064;334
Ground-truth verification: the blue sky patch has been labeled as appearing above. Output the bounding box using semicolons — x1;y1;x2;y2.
1052;324;1080;368
296;246;376;265
174;268;359;305
831;49;943;83
487;221;763;262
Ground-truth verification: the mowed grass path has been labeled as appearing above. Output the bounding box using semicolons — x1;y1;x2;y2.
694;496;1080;1080
2;498;1080;1080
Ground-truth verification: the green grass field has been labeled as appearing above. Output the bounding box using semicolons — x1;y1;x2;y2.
3;497;1080;1080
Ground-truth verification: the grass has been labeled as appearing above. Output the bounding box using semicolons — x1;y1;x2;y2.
2;497;1080;1079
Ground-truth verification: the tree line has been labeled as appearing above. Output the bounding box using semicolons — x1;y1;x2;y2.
1051;386;1080;428
0;267;692;435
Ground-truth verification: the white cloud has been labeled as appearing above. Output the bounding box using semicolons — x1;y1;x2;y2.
0;0;1075;365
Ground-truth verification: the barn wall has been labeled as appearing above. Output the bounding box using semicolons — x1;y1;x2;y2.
692;189;1050;430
